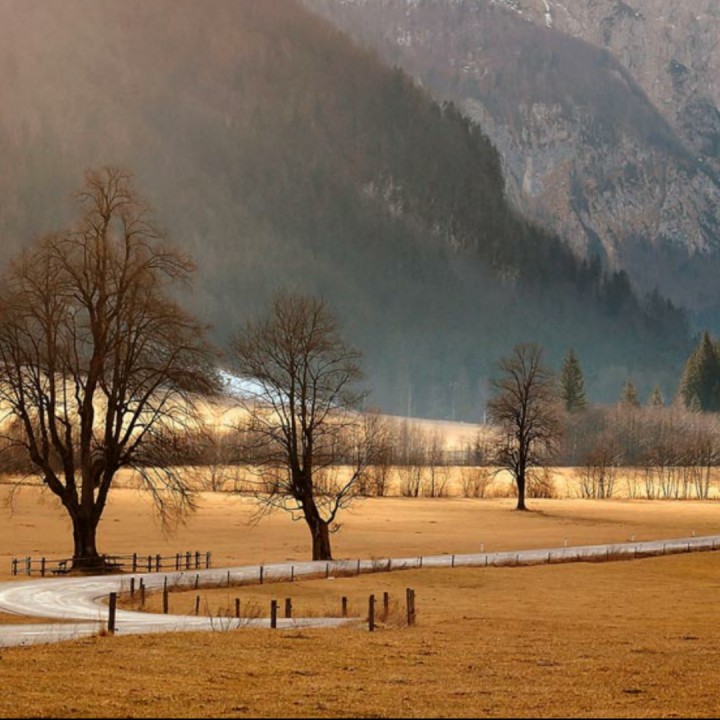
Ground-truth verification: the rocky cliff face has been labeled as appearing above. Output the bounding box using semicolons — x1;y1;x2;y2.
501;1;720;183
306;0;720;315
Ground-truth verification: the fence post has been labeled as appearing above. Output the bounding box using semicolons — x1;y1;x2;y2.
130;577;136;598
235;598;240;619
146;555;151;573
260;566;264;585
175;553;181;571
185;552;191;570
195;574;200;590
25;556;31;575
156;554;162;573
163;577;169;614
419;556;423;569
291;566;295;583
383;592;390;621
406;588;416;627
108;592;117;635
227;571;231;588
270;600;278;629
206;552;211;569
11;558;17;576
195;595;200;616
41;557;46;577
451;555;455;568
357;559;361;576
285;598;293;619
132;553;137;573
195;551;201;569
342;596;348;618
140;579;146;607
368;594;375;632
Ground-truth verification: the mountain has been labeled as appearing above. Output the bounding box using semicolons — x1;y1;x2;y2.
0;0;689;418
305;0;720;319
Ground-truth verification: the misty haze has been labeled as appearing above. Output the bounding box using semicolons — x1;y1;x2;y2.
0;1;719;718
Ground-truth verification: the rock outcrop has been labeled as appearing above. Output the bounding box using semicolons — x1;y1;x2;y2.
307;0;720;314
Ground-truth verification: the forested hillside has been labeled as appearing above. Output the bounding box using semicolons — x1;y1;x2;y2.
0;0;689;417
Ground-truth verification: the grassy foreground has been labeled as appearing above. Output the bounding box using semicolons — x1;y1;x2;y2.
2;553;720;717
1;485;719;716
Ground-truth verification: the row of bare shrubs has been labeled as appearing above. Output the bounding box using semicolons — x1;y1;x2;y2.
155;404;720;502
567;403;720;499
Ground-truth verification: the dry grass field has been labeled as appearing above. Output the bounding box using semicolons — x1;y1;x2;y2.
1;554;719;717
2;482;719;582
1;478;719;717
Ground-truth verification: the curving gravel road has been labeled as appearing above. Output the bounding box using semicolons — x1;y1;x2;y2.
0;534;718;648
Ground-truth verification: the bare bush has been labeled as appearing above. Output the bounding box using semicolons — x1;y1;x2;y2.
397;464;425;498
576;435;621;499
356;412;396;497
459;466;493;498
526;467;556;499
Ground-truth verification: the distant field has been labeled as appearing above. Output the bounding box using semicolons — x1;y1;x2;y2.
1;554;719;718
1;483;719;583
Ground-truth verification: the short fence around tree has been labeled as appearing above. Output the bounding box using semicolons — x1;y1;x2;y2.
10;551;213;577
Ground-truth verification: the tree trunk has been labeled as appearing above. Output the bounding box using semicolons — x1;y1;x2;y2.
305;512;333;561
71;512;103;570
515;470;527;511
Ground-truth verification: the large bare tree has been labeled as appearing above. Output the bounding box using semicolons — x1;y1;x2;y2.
229;292;370;561
487;343;562;511
0;168;217;569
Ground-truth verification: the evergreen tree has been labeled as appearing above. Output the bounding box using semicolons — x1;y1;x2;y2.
560;349;587;412
620;380;641;408
680;331;720;412
648;385;664;408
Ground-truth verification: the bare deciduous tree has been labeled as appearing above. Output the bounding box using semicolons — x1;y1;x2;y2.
229;292;369;561
0;168;217;570
396;420;428;498
487;344;562;511
356;410;395;497
423;429;449;498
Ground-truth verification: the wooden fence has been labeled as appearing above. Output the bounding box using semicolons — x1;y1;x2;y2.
10;550;212;577
117;584;418;633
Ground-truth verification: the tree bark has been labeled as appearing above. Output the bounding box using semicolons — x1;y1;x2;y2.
515;471;527;511
305;511;333;561
70;511;103;570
